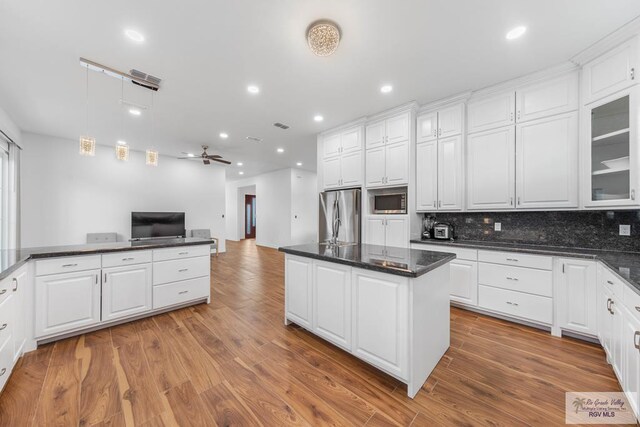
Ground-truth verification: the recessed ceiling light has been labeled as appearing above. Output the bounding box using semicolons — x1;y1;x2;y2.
296;162;303;166
187;153;195;157
129;108;141;116
277;148;284;153
124;29;145;43
314;115;324;122
117;140;127;146
380;85;393;94
506;26;527;40
236;162;243;166
239;171;244;175
219;132;228;139
247;85;260;94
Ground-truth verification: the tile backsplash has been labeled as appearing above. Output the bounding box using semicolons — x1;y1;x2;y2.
424;211;640;253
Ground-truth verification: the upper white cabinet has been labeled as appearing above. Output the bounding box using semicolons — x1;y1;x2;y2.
516;73;579;122
416;140;438;210
467;92;515;134
321;125;364;190
416;112;438;142
385;113;410;145
516;112;579;209
365;120;386;149
467;126;516;210
365;111;410;188
582;36;638;105
437;135;464;210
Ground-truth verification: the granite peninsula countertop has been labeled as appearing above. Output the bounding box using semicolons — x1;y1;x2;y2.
279;243;456;278
410;238;640;294
0;237;214;280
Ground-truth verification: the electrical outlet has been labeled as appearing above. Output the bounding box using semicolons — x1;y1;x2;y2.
494;222;502;231
620;224;631;236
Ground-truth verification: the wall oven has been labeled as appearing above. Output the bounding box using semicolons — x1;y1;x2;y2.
373;192;407;214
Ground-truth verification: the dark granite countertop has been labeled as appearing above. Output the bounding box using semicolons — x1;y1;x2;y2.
0;238;214;280
410;239;640;294
279;243;456;278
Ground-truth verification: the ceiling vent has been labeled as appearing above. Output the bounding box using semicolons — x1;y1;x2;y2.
273;122;290;130
246;136;263;143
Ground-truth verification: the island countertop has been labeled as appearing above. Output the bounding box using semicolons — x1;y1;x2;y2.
278;243;456;278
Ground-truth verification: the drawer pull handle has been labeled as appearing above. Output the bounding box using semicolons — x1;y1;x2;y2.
635;331;640;350
12;278;17;292
506;276;519;281
178;269;189;273
506;301;519;307
122;257;135;261
609;300;615;315
0;289;6;295
62;263;78;268
506;258;519;262
178;252;189;255
0;323;7;331
178;290;189;295
636;306;640;313
0;368;5;376
607;280;614;285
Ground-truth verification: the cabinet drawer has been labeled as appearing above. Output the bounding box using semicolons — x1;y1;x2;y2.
153;256;210;286
35;255;102;276
0;276;12;306
478;250;552;270
479;285;553;324
478;263;552;297
153;276;210;310
0;338;13;392
601;266;624;298
0;296;12;351
411;243;477;261
102;250;152;268
152;245;211;262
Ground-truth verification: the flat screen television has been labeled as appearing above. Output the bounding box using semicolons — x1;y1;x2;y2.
131;212;186;239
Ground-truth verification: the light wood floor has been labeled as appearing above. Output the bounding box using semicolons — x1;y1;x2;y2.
0;239;628;426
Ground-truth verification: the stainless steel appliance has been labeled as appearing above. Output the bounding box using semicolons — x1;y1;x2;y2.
372;192;407;214
319;189;361;246
433;222;454;240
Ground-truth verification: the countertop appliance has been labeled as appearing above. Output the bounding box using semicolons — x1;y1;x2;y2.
373;191;407;214
433;222;454;240
319;189;361;245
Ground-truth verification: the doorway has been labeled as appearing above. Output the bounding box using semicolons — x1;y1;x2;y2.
244;195;256;239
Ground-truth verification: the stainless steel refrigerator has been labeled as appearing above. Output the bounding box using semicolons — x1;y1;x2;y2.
319;189;361;245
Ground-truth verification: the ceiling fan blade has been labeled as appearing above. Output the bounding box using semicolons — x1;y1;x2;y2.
211;158;231;165
177;157;199;160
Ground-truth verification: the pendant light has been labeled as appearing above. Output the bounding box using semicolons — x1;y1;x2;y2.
115;76;129;161
146;92;158;166
79;64;96;156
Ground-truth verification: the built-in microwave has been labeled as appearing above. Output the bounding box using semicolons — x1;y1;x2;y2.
373;192;407;214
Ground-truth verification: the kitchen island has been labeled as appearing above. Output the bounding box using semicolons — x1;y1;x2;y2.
278;243;455;398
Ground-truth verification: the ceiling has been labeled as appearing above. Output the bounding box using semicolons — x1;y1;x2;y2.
1;1;639;180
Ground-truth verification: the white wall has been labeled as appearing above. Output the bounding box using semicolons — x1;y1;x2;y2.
21;133;226;251
0;105;21;146
290;169;318;245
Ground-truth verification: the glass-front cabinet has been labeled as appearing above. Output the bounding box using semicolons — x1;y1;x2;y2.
584;87;639;207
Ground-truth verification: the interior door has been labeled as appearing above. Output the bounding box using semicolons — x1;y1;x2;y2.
244;195;256;239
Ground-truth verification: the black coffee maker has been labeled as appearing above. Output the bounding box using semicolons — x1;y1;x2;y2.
422;215;436;239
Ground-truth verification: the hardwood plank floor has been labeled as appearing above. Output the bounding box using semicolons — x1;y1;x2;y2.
0;239;630;426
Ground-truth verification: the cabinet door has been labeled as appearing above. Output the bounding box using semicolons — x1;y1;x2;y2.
35;269;101;338
323;133;342;159
365;146;386;187
365;120;386;149
624;311;640;417
340;151;363;187
612;296;624;381
599;285;613;357
385;218;408;249
516;112;578;209
352;268;408;379
313;261;351;351
416;141;438;211
365;217;386;246
417;112;438;142
386;113;410;144
341;126;362;154
438;135;463;210
449;260;478;306
556;259;597;336
385;141;409;186
11;269;27;361
467;127;515;210
438;104;464;138
102;264;152;322
322;156;341;189
467;92;515;134
285;256;313;328
516;73;578;123
582;36;638;105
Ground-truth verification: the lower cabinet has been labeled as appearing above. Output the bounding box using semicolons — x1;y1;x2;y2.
555;258;598;336
449;260;478;306
11;268;27;362
285;256;313;328
35;269;102;338
312;261;351;351
364;216;408;248
102;264;152;322
623;309;640;416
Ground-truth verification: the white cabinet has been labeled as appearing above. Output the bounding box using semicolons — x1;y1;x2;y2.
322;156;341;188
11;268;27;361
285;256;313;328
416;112;438;142
623;310;640;416
467;92;515;134
437;135;463;210
416;141;438;210
312;261;351;351
556;259;597;336
365;120;386;149
582;36;638;105
449;260;478;306
102;264;152;322
467;126;515;209
599;283;614;357
340;151;363;187
516;112;579;208
438;104;464;139
385;113;410;145
515;73;579;122
35;269;102;338
352;268;408;379
322;133;342;158
365;147;385;187
321;126;364;189
365;216;408;248
365;112;410;188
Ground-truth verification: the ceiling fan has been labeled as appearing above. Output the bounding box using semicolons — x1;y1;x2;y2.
178;145;231;165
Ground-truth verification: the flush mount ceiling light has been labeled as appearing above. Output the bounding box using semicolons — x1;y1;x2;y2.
239;171;244;175
247;85;260;94
380;85;393;94
236;162;243;166
506;26;527;40
314;115;324;122
125;29;145;43
277;148;284;153
307;20;341;57
296;162;303;166
146;149;158;166
219;132;228;139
